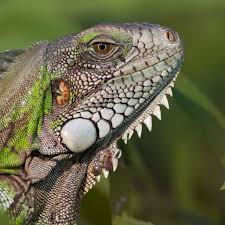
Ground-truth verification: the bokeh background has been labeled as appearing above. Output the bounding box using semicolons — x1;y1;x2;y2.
0;0;225;225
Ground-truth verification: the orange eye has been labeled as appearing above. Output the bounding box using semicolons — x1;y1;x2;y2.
52;79;70;108
165;31;176;43
92;42;115;55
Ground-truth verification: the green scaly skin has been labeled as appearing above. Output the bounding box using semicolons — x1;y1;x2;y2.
0;68;53;173
0;23;184;224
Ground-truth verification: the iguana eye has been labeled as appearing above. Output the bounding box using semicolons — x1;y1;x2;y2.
92;42;115;56
52;79;70;108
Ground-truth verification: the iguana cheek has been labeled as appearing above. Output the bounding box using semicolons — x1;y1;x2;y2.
60;118;97;153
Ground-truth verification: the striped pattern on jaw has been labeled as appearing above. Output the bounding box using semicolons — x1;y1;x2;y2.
59;24;184;153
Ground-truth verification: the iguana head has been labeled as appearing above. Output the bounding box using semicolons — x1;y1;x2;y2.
43;23;183;157
0;23;184;223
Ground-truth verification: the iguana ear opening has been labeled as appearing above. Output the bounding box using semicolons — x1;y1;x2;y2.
52;79;70;108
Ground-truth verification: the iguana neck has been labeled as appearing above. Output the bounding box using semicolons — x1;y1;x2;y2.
0;43;53;173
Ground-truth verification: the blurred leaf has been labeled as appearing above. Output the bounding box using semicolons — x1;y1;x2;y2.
113;214;154;225
0;211;10;225
80;178;112;225
220;182;225;191
178;76;225;198
177;76;225;131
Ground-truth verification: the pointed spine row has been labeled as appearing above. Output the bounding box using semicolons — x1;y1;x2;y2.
122;80;176;144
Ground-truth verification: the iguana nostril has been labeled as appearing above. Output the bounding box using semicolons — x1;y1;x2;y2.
164;31;177;43
60;118;97;153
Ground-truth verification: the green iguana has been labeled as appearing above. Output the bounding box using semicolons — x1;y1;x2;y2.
0;23;184;224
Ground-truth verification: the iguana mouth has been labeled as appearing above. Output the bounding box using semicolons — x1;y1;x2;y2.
120;69;180;143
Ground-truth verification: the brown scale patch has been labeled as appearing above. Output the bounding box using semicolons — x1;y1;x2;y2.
52;79;70;108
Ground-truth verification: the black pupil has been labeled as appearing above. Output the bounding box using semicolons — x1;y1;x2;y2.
98;43;107;51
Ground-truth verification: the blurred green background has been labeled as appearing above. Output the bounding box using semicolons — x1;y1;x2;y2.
1;0;225;224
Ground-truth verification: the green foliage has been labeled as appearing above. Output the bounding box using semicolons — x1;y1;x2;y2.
177;77;225;132
220;182;225;191
113;214;154;225
178;77;225;191
0;211;10;225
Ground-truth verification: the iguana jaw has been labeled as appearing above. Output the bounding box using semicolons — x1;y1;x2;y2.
120;70;179;144
102;50;183;145
79;72;180;189
83;49;183;153
81;51;183;188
